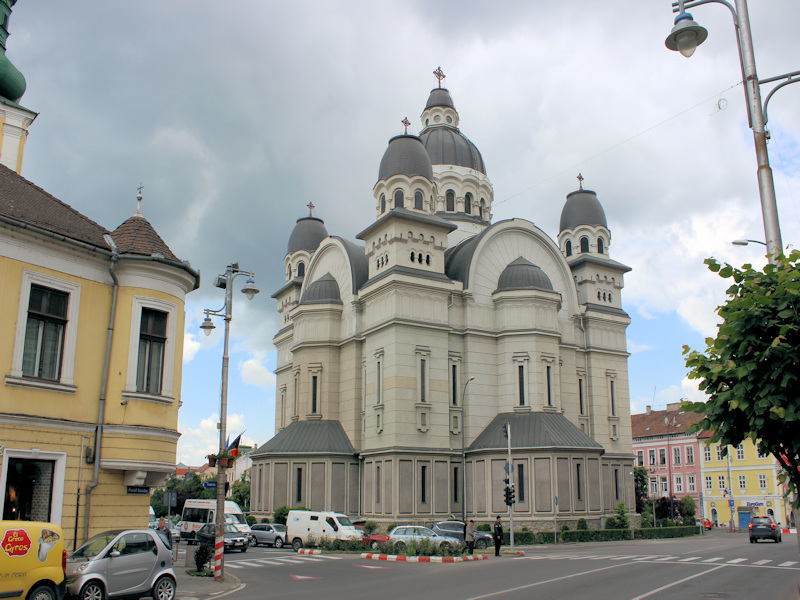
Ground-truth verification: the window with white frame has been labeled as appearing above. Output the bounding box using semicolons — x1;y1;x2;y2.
10;271;82;390
736;444;745;460
673;447;681;465
704;445;711;462
637;451;644;467
136;308;167;394
513;354;529;406
717;475;725;491
716;445;723;461
659;448;666;465
688;474;696;492
648;449;656;466
686;446;694;464
660;477;668;493
738;474;746;490
125;296;177;399
705;476;712;491
758;474;767;489
675;475;683;493
650;478;658;494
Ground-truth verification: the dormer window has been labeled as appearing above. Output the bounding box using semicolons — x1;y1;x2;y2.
446;190;455;212
414;190;423;210
394;189;404;209
465;192;472;214
580;237;589;253
565;240;572;257
598;238;605;254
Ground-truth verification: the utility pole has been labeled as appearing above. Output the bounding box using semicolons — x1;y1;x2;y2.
505;422;514;553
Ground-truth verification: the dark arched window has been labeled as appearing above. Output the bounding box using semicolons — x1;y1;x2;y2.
380;194;386;213
446;190;455;212
414;190;423;210
426;255;431;266
410;251;415;263
480;199;486;220
465;193;472;214
297;262;305;277
580;237;589;253
565;240;572;257
597;238;605;254
418;253;423;264
394;189;404;209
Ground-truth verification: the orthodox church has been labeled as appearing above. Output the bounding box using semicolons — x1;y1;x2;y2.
250;71;634;528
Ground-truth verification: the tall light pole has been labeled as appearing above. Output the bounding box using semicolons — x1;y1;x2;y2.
665;0;800;264
664;415;677;521
200;262;259;582
461;376;475;524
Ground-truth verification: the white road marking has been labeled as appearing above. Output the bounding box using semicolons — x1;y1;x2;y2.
677;557;701;562
653;556;677;561
610;556;638;560
629;566;725;600
752;560;771;565
726;558;747;564
274;558;305;563
778;561;797;567
702;557;723;562
234;561;264;567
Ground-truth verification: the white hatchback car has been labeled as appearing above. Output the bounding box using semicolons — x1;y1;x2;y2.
388;526;462;552
66;529;176;600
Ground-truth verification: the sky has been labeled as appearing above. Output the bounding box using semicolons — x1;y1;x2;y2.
9;1;799;466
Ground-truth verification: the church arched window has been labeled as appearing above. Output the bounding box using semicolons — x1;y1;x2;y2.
287;266;292;279
480;198;486;220
410;251;415;263
465;193;472;214
394;189;404;209
380;194;386;213
597;238;605;254
414;190;424;210
297;262;305;277
446;190;455;212
565;240;572;257
418;253;423;264
580;237;589;253
426;255;431;266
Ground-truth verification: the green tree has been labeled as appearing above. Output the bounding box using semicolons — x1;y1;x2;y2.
150;488;166;518
614;501;629;529
634;466;649;514
683;250;800;507
230;475;250;510
680;495;697;520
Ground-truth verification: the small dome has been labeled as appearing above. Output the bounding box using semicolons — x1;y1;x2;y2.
425;87;455;110
420;127;486;174
378;134;434;181
287;216;328;255
300;273;342;305
559;189;607;232
495;257;554;293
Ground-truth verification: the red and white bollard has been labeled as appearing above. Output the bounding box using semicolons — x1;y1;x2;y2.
214;534;224;581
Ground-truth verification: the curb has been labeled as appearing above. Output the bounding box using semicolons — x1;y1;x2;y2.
360;552;490;563
780;528;796;534
296;548;323;554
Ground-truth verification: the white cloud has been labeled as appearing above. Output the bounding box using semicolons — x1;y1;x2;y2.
177;412;258;466
183;331;201;364
627;341;653;355
239;352;276;390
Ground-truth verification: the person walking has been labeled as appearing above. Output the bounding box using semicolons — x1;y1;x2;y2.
493;516;503;557
465;519;477;555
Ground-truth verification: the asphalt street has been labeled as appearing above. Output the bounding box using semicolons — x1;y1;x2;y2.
176;530;799;600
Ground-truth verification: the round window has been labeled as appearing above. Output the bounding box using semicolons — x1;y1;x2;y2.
433;115;441;123
446;116;452;123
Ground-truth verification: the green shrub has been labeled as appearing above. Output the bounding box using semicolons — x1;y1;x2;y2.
636;526;700;539
386;523;398;534
521;526;530;532
604;516;619;529
363;521;378;535
477;523;491;532
613;502;630;529
561;523;570;532
561;529;631;543
271;505;309;525
194;544;212;571
260;517;270;523
245;514;257;526
576;518;588;530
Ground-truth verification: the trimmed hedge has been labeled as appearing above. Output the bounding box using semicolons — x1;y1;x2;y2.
502;525;701;545
561;529;631;543
635;526;701;539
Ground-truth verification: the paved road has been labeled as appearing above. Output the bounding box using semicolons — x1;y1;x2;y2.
178;530;799;600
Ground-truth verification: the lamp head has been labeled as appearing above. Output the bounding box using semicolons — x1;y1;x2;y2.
242;278;259;301
665;12;708;58
200;316;216;336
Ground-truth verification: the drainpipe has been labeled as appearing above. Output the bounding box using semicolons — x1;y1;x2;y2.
83;235;119;542
578;312;592;436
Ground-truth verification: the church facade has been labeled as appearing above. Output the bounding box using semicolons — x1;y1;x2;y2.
250;76;634;528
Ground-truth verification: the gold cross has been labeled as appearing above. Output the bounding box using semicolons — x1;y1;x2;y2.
577;173;584;190
137;182;144;199
307;201;315;216
402;117;411;134
433;66;445;88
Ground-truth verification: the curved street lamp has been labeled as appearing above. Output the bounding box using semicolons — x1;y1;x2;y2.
201;262;259;582
731;239;766;247
461;376;475;523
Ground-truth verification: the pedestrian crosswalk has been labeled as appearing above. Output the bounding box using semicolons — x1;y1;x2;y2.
515;554;798;569
224;554;342;569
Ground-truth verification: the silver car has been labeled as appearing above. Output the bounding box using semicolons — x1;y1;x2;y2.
66;529;176;600
388;526;462;552
250;523;286;548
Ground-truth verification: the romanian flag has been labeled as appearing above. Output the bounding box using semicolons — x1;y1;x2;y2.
227;433;242;459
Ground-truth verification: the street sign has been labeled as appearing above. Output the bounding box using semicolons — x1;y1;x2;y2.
163;491;177;507
126;486;149;495
729;499;734;507
203;481;217;489
504;462;511;474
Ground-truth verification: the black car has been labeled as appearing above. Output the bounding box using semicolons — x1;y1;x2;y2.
749;515;781;543
431;521;494;549
196;523;249;552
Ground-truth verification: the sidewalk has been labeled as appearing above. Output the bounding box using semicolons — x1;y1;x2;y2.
174;545;243;600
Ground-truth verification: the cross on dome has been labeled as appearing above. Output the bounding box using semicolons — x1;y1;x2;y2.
433;66;445;88
134;182;144;216
577;173;584;190
402;117;411;134
307;201;315;217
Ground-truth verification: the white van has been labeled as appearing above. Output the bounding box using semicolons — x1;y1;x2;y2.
180;499;251;543
286;510;361;551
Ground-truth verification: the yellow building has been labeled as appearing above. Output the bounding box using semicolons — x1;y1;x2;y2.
698;432;784;530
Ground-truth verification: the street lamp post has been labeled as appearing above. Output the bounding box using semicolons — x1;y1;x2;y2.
665;0;800;264
200;262;259;582
665;416;676;521
461;376;475;524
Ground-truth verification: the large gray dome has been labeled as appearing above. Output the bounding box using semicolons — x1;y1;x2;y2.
378;135;434;181
300;273;342;305
287;216;328;255
559;189;607;232
420;127;486;174
425;87;455;110
495;257;554;293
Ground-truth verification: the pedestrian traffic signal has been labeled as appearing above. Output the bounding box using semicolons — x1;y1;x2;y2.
504;485;516;506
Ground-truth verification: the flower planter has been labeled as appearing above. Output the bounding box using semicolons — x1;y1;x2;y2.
207;456;217;467
217;458;231;468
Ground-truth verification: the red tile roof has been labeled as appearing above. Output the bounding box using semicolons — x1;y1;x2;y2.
631;406;704;439
111;214;180;261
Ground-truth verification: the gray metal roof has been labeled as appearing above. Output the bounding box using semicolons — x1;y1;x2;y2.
287;216;328;255
251;420;356;456
356;206;456;241
420;126;486;174
378;135;434;181
425;87;455;110
567;254;632;273
300;272;342;305
444;226;491;287
335;236;369;294
495;257;554;293
559;189;607;231
470;412;603;451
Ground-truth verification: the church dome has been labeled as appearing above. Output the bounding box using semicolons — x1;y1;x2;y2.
300;273;342;305
559;189;607;232
425;87;455;110
420;127;486;174
495;257;554;293
287;216;328;255
378;134;434;181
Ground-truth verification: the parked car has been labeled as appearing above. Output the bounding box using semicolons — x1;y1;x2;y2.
250;523;286;548
287;510;362;551
696;518;713;531
388;526;462;552
195;523;249;552
354;525;389;550
431;521;493;549
65;529;176;600
0;521;66;600
749;515;781;543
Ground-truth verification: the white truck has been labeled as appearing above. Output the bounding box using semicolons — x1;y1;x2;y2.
287;510;361;551
179;499;252;543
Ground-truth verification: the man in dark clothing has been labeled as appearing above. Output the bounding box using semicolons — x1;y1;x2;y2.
493;516;503;556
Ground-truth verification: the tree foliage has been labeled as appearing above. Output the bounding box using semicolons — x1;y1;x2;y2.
230;474;250;510
634;466;649;514
683;250;800;506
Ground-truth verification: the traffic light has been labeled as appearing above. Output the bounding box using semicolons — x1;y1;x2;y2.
503;485;516;506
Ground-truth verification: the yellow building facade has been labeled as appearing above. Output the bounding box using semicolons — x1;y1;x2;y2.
699;434;785;530
0;169;199;550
